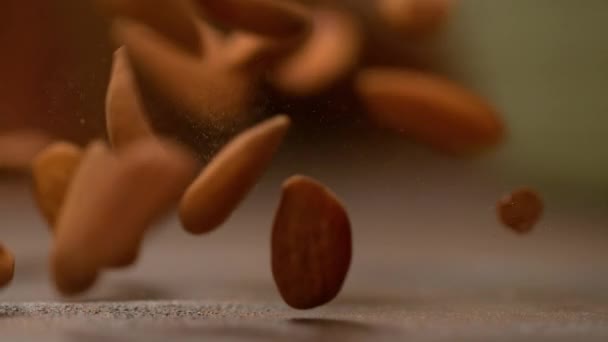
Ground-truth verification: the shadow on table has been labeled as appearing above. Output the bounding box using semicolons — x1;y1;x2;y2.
288;317;398;339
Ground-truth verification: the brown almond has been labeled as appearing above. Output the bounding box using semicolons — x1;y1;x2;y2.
95;0;201;55
113;18;256;122
355;67;504;155
376;0;453;38
272;175;351;309
52;138;198;295
0;243;15;288
179;115;290;234
270;9;362;96
0;130;52;172
31;141;83;228
222;32;301;73
196;0;311;39
497;187;543;234
106;47;154;150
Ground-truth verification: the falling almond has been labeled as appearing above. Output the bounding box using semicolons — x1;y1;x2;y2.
106;46;154;150
31;141;83;228
272;175;352;309
196;0;311;39
0;243;15;288
355;67;504;155
113;18;257;123
95;0;201;55
52;138;198;295
497;187;543;234
376;0;453;38
179;115;290;234
270;9;362;96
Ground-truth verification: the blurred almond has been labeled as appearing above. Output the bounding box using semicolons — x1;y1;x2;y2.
196;0;311;38
497;187;543;234
0;243;15;288
270;8;362;96
272;175;351;309
95;0;201;55
113;18;257;124
31;142;83;228
52;138;198;295
355;67;504;155
106;47;154;149
180;115;290;234
376;0;453;38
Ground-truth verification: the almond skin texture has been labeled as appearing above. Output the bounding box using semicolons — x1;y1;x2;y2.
196;0;311;39
180;115;290;234
31;141;83;228
270;9;362;96
497;188;543;234
0;243;15;288
52;139;198;295
355;67;504;155
95;0;201;55
106;46;154;150
272;175;352;309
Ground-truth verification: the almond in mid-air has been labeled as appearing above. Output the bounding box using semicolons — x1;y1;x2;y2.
497;187;543;234
31;141;83;228
52;138;198;295
355;67;504;155
105;47;154;150
0;243;15;288
179;115;290;234
271;175;352;309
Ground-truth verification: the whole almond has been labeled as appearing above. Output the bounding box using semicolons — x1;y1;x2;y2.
355;67;504;155
272;175;351;309
113;18;257;123
196;0;311;39
31;141;83;228
106;46;154;150
0;243;15;288
497;187;543;234
52;138;198;295
270;9;362;96
180;115;290;234
95;0;201;55
376;0;453;38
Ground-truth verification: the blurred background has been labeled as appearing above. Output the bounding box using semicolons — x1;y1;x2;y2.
3;0;608;196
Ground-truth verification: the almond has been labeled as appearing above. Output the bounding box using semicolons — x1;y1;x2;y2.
106;46;154;150
376;0;453;38
0;243;15;288
195;0;311;39
355;67;504;155
180;115;290;234
113;18;257;123
95;0;201;55
271;175;351;309
270;8;362;96
52;138;198;295
497;187;543;234
31;141;83;228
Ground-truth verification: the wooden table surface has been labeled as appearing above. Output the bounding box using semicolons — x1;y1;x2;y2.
1;140;608;341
